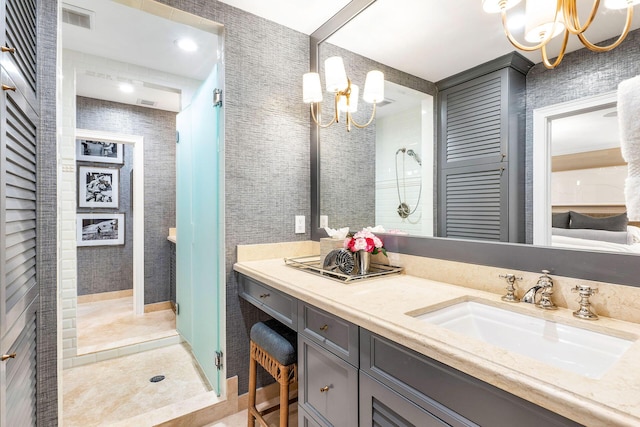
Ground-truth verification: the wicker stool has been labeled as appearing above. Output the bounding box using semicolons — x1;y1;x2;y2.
248;319;298;427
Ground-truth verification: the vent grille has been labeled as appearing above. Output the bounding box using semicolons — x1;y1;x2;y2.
137;99;157;107
62;4;93;29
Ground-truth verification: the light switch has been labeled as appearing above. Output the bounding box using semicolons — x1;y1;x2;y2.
320;215;329;228
295;215;305;234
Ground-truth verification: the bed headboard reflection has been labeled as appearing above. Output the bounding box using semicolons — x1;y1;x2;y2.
552;205;640;228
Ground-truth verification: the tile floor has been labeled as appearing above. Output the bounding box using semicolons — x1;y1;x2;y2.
63;343;211;426
76;296;177;354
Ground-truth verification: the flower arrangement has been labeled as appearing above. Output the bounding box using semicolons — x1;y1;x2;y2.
343;228;387;256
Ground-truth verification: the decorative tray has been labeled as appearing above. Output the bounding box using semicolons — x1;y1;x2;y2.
284;254;403;283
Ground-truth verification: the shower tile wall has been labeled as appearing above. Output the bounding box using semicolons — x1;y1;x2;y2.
524;28;640;243
76;96;177;304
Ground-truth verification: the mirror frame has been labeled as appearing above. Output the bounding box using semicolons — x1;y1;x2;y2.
310;0;639;287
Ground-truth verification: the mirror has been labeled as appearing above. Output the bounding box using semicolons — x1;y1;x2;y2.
309;0;640;287
313;1;639;254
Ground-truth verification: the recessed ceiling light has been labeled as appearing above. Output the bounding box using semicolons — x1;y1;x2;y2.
119;83;134;93
176;38;198;52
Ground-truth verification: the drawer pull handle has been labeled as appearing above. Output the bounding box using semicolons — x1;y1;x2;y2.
320;385;329;393
1;353;16;361
1;45;16;54
2;84;16;92
259;293;270;299
319;324;329;332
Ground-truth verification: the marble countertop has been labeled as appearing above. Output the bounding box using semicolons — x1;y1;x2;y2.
234;258;640;427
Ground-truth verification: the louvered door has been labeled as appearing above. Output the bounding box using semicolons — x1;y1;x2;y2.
0;0;38;424
437;65;526;243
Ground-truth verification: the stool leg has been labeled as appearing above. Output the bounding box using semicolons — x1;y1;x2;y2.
279;365;289;427
248;347;257;427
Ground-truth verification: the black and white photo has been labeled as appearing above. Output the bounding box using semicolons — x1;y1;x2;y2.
77;139;124;164
77;213;125;247
78;166;119;208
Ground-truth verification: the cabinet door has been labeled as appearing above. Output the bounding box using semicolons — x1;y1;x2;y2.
438;70;508;170
438;162;508;241
1;0;38;110
0;67;38;338
0;298;37;426
299;337;358;427
360;371;451;427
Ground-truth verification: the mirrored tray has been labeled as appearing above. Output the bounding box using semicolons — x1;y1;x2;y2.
284;255;403;283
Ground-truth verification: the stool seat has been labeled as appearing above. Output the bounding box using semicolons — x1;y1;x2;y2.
248;319;298;427
250;319;297;366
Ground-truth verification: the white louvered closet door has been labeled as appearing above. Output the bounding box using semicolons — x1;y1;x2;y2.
0;0;39;425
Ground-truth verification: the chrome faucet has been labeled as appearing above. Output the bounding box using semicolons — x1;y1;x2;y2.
521;270;557;310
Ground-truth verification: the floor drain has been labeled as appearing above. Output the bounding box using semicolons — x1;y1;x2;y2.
150;375;165;383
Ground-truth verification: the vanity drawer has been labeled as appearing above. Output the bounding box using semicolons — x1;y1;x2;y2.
238;274;297;329
299;336;358;427
298;302;358;365
360;330;582;427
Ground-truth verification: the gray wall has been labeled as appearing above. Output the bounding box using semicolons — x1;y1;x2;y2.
76;97;177;304
319;43;437;231
525;29;640;243
157;0;311;393
37;0;59;424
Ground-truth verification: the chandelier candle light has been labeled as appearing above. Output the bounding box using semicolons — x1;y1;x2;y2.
303;56;384;132
483;0;640;69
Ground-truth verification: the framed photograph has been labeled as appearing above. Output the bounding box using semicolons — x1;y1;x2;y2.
77;139;124;164
78;166;119;209
77;213;125;247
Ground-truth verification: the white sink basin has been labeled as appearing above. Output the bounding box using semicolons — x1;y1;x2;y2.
412;300;634;379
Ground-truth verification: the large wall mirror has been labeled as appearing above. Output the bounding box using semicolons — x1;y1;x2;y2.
310;0;640;287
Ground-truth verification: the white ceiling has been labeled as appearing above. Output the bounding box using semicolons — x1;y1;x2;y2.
552;106;620;155
62;0;640;112
221;0;640;82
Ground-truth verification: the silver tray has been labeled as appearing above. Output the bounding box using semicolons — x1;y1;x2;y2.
284;255;403;283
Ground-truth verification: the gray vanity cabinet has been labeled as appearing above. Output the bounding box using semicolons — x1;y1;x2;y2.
436;53;531;243
360;330;583;427
298;302;359;427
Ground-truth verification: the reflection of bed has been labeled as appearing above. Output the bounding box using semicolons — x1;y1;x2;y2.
552;234;640;253
550;207;640;253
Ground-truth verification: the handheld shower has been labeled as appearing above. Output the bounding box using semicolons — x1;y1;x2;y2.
406;149;422;166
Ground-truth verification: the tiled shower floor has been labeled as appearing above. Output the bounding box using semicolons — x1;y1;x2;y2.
76;296;177;354
63;343;212;426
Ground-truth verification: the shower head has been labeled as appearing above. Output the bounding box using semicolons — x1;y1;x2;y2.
406;149;422;166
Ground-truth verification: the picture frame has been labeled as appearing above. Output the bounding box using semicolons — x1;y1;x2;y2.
78;166;119;209
76;213;125;247
77;139;124;164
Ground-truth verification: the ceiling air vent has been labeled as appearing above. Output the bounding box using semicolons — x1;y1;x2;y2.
137;99;157;107
377;98;395;108
62;3;94;30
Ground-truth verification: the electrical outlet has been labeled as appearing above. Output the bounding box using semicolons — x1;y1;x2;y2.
320;215;329;228
295;215;305;234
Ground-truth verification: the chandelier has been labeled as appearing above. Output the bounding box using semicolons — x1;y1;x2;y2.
303;56;384;132
483;0;639;69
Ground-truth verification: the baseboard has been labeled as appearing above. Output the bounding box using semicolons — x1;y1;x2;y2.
77;289;133;304
144;301;173;313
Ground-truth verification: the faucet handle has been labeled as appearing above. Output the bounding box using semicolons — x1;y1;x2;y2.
499;273;522;303
571;285;599;320
536;270;557;310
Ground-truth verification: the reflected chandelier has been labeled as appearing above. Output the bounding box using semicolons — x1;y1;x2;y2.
303;56;384;132
483;0;640;69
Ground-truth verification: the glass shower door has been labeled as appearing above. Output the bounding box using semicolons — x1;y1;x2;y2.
176;63;223;394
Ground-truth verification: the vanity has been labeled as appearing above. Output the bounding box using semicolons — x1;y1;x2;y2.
235;250;640;427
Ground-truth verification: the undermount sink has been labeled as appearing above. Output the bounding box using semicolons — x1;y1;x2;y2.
410;300;634;379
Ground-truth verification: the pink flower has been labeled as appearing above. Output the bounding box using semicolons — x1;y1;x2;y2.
343;228;386;256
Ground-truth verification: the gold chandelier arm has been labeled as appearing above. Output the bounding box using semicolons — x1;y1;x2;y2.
348;102;377;129
310;103;337;128
563;0;600;35
500;9;556;52
576;7;634;52
541;28;570;69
